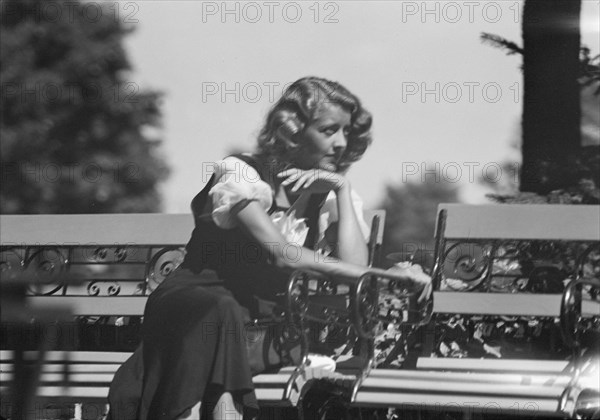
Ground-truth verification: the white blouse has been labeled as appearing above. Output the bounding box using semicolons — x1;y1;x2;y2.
207;156;370;253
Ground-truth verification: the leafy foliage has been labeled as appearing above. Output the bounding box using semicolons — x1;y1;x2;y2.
481;31;600;93
485;146;600;205
0;0;169;213
480;32;524;56
579;47;600;94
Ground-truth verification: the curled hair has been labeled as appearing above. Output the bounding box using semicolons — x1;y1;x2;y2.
256;77;373;172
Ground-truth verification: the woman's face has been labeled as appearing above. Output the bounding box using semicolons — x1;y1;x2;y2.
292;102;351;172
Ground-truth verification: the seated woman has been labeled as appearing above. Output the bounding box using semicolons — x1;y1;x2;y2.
108;76;430;420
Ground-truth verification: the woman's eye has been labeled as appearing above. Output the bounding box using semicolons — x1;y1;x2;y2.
321;127;337;135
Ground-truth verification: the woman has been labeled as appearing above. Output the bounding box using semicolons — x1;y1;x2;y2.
109;76;429;420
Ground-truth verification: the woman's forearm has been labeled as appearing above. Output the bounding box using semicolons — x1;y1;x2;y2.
335;184;368;265
234;200;427;294
235;200;367;278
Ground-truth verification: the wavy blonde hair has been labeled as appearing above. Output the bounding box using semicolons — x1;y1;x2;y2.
256;77;372;172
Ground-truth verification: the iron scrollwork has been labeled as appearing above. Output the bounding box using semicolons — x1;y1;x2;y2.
353;273;379;340
439;240;600;294
0;248;25;275
441;242;490;291
144;246;186;294
87;280;122;297
560;276;600;351
24;247;68;296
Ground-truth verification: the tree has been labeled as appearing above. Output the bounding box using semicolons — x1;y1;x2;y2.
378;176;459;270
0;0;169;214
520;0;582;194
481;1;600;203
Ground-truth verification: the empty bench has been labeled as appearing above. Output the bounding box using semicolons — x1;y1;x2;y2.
348;204;600;419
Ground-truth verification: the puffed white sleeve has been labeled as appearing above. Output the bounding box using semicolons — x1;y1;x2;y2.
208;157;273;229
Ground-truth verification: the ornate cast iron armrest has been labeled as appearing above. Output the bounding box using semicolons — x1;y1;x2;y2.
560;277;600;351
285;268;434;404
560;276;600;418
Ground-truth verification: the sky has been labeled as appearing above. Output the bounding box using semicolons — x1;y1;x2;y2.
122;0;600;213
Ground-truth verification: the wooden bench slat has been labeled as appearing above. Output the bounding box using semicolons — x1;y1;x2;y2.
0;385;109;399
582;298;600;316
1;372;115;383
251;373;294;385
0;363;122;373
0;214;193;246
359;376;565;398
27;296;148;316
22;293;599;319
32;386;109;398
433;292;600;317
369;369;571;387
415;358;569;374
352;392;562;415
433;292;560;317
363;369;571;388
255;389;286;402
0;350;133;363
440;204;600;241
0;211;385;247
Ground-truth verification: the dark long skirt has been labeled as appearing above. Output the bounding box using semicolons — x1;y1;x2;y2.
108;268;259;420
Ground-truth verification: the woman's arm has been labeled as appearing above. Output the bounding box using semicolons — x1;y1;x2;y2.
235;199;431;299
334;182;368;265
234;199;367;279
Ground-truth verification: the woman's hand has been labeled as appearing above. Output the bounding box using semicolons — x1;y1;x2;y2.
374;264;433;304
277;168;348;194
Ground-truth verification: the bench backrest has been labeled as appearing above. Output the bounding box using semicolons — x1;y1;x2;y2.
0;211;385;246
439;204;600;241
0;211;385;316
431;204;600;318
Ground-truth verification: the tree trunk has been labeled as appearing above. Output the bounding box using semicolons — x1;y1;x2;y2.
520;0;582;194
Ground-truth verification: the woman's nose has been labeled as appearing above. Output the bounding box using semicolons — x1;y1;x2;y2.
333;130;347;149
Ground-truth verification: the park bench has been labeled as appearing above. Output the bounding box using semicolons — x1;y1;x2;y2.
343;204;600;419
0;210;390;420
2;205;599;419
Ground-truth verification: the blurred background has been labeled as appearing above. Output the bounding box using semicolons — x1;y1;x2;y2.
1;0;599;265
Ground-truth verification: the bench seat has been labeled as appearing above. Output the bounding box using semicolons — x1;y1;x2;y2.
0;350;310;406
